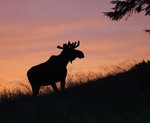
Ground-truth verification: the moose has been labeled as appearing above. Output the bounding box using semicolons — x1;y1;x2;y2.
27;41;84;96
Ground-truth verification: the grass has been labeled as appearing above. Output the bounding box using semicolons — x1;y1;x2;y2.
1;60;150;122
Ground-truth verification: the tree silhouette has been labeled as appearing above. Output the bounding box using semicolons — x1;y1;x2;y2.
104;0;150;34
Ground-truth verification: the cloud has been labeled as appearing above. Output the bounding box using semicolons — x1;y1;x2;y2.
0;0;150;83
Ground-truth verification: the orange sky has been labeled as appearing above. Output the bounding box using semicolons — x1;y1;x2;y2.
0;0;150;88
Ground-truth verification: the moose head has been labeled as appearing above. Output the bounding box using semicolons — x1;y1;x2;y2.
57;41;84;63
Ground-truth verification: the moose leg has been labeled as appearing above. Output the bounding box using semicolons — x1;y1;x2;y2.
60;80;65;93
51;83;58;92
32;85;40;97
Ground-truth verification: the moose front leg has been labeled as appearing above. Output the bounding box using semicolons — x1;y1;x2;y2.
51;83;58;92
32;84;40;97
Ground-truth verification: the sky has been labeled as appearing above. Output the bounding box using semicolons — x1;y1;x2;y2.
0;0;150;88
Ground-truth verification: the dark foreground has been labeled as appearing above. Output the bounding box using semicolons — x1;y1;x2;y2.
1;61;150;123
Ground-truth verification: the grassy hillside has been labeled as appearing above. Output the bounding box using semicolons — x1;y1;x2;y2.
1;61;150;123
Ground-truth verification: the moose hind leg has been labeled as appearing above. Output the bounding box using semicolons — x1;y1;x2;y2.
51;83;58;92
60;80;65;93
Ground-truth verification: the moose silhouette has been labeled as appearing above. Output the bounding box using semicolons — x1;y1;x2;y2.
27;41;84;96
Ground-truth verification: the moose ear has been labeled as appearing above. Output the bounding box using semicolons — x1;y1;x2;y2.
57;45;63;49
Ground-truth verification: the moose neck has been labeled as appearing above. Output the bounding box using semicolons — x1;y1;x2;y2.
58;51;71;67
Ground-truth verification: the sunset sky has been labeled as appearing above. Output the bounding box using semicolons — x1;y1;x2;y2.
0;0;150;87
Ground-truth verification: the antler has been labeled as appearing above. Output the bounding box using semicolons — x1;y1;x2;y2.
70;41;80;48
57;45;63;49
74;41;80;48
57;42;69;49
57;41;80;49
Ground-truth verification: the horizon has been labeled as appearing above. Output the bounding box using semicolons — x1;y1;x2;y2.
0;0;150;88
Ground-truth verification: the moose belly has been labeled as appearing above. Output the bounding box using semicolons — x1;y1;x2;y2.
38;69;67;86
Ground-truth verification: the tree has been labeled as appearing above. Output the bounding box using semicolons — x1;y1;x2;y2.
104;0;150;34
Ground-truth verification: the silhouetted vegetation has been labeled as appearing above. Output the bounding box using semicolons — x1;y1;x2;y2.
104;0;150;34
1;60;150;122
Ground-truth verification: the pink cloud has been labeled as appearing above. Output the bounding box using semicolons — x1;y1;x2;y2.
0;0;150;84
